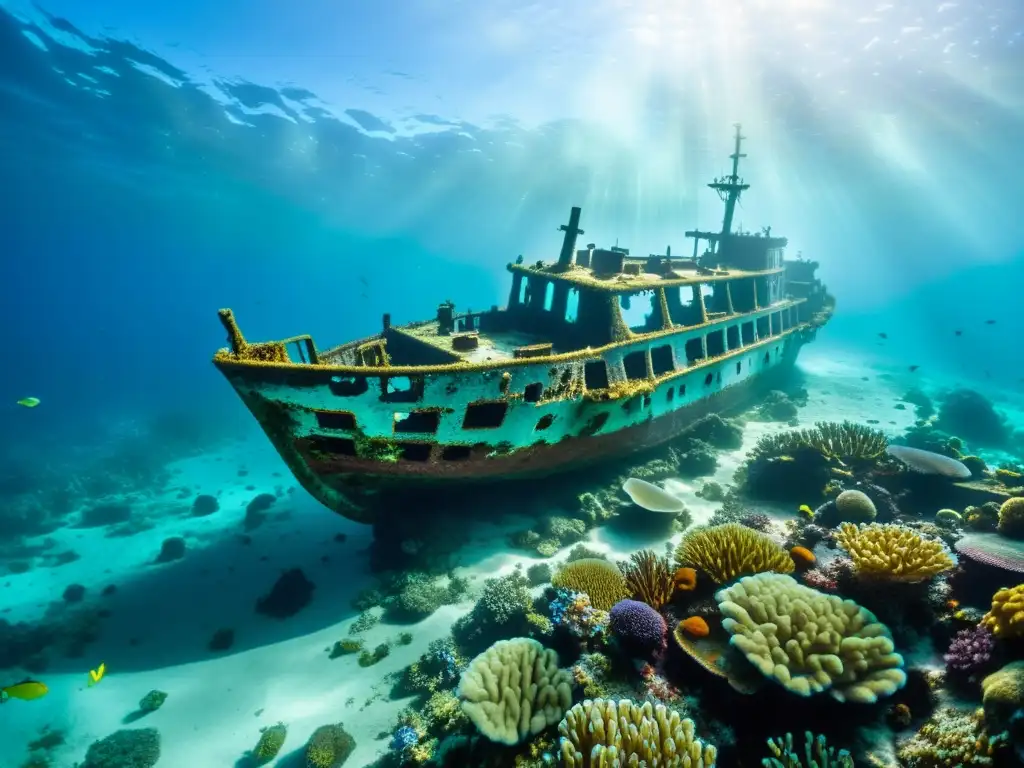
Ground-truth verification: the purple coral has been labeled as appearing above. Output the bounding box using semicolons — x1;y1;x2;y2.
944;625;994;675
609;599;667;658
739;513;773;532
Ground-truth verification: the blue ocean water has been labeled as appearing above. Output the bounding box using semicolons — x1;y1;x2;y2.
2;1;1024;767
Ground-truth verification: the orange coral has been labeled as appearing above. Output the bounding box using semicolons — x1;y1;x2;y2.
790;546;816;566
678;616;709;638
673;567;697;592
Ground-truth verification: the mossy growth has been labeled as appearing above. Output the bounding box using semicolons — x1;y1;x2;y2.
349;611;380;635
137;690;167;713
81;728;160;768
252;722;287;764
328;639;363;659
305;723;355;768
358;643;391;667
352;428;402;463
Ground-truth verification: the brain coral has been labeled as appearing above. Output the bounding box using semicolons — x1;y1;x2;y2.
834;490;877;523
715;572;906;702
558;698;717;767
552;558;629;611
834;523;955;581
981;584;1024;639
997;497;1024;539
608;599;667;658
457;637;573;746
675;523;794;584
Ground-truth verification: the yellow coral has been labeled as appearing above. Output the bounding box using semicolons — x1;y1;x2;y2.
458;637;573;746
716;573;906;703
675;523;794;584
552;558;629;611
835;523;954;582
896;706;1006;767
981;661;1024;730
620;550;674;610
997;497;1024;538
981;584;1024;638
558;699;717;767
253;723;287;761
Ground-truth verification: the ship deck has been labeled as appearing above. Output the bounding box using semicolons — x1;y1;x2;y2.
398;321;563;363
510;262;785;293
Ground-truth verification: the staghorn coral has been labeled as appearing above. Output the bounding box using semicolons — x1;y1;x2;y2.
897;706;1005;767
457;637;573;746
748;421;888;467
619;550;674;610
715;573;906;702
834;523;955;582
981;584;1024;638
675;523;794;584
762;731;853;768
552;559;629;611
997;497;1024;539
558;698;717;767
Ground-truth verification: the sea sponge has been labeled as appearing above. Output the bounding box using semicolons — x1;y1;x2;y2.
675;523;795;584
834;490;877;523
715;573;906;702
981;584;1024;638
997;497;1024;539
305;723;355;768
678;616;710;638
558;698;717;767
253;723;287;763
608;599;667;658
981;660;1024;731
834;523;955;582
552;558;629;611
619;550;674;610
790;546;816;567
457;637;573;746
673;567;698;591
763;732;853;768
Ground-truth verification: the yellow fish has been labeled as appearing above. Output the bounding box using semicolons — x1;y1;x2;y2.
1;679;48;702
88;663;106;687
16;397;40;408
798;504;814;518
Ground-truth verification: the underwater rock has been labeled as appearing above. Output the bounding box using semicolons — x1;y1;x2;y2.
937;388;1010;447
62;583;86;603
81;727;160;768
76;502;132;529
190;494;219;516
208;627;235;652
154;537;185;564
255;568;315;619
526;562;552;586
696;481;726;502
685;414;745;449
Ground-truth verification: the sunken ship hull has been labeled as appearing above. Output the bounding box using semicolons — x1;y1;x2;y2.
213;127;834;523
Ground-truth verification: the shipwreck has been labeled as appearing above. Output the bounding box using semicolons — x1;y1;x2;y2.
213;125;835;523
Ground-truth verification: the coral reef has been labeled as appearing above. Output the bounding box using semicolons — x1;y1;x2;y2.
457;637;572;746
834;523;955;582
552;559;629;611
897;706;1005;767
558;699;717;767
981;584;1024;638
80;728;160;768
748;421;888;468
997;497;1024;539
762;732;853;768
943;626;994;676
137;690;167;714
252;722;287;763
716;573;906;702
191;494;219;516
549;589;608;640
619;549;674;610
981;660;1024;732
608;599;667;658
305;723;355;768
936;389;1010;447
675;523;794;584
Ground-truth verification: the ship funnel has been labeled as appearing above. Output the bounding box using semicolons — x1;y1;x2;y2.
557;206;585;269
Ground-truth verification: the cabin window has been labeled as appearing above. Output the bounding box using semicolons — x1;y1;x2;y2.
565;288;580;323
304;435;357;457
394;410;440;434
764;351;771;364
314;410;356;431
622;350;648;381
441;445;471;461
619;291;658;333
666;285;703;326
543;281;555;312
329;375;368;397
535;413;555;431
735;361;742;376
524;382;544;402
704;373;714;386
397;443;432;461
741;321;755;345
642;393;651;408
517;277;528;305
463;401;508;429
584;361;609;390
684;337;704;364
381;375;424;403
679;384;686;396
666;387;674;402
756;315;770;339
706;330;725;358
650;345;674;376
726;325;740;350
771;312;782;335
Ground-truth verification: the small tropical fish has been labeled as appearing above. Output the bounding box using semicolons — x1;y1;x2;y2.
797;504;814;518
877;332;887;339
1;680;48;702
16;397;40;408
908;365;919;373
984;319;996;325
88;662;106;687
954;330;962;336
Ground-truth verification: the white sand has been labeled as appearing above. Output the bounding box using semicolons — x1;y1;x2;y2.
0;344;1015;767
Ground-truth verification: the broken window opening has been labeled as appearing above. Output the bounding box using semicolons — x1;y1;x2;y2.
684;337;705;364
622;350;648;381
304;435;356;457
441;445;472;461
619;291;658;333
397;442;432;461
314;410;357;431
666;387;675;402
726;325;740;351
381;375;424;403
565;288;580;323
535;413;555;431
393;410;441;434
741;321;755;346
584;361;609;390
543;281;555;312
463;401;508;429
329;375;368;397
704;372;714;386
524;382;544;402
736;361;742;375
650;345;674;376
756;315;770;339
517;278;528;305
706;330;726;358
641;393;651;408
764;351;771;364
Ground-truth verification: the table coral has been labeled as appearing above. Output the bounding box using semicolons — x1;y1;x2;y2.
558;698;717;767
675;523;794;585
981;584;1024;638
715;573;906;702
834;523;954;582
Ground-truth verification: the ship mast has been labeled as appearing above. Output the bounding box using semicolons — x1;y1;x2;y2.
708;123;750;240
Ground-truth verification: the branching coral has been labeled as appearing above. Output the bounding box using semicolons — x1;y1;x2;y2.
457;637;573;746
675;523;794;584
715;573;906;702
619;549;674;610
762;731;853;768
558;699;717;767
981;584;1024;639
834;523;955;582
897;706;1006;767
748;421;888;467
944;626;995;675
552;558;629;611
